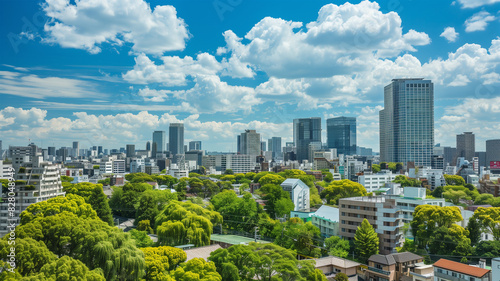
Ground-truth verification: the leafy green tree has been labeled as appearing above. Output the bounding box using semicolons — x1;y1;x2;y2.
411;205;463;249
126;172;155;183
259;184;292;218
469;207;500;240
210;190;260;232
129;229;154;248
334;272;349;281
245;172;256;180
320;180;367;205
63;183;114;225
393;175;421;187
137;220;154;233
432;186;444;198
444;174;466;186
397;239;416;253
354;219;379;263
299;260;328;281
141;246;186;280
324;236;350;258
135;193;159;227
310;185;323;207
210;243;315;281
224;169;234;175
443;189;469;205
428;225;472;256
60;175;74;182
15;212;145;281
273;218;322;258
20;194;98;225
0;238;56;276
258;174;285;185
172;258;221;281
253;171;270;183
24;255;105;281
371;164;381;174
275;197;295;218
475;240;500;257
156;201;222;247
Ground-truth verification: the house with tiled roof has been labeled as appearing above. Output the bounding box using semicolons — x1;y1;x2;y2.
313;255;360;281
433;258;491;281
365;252;423;281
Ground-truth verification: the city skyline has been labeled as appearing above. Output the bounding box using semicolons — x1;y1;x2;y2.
1;0;500;151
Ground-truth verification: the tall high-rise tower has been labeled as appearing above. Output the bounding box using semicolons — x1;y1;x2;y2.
152;131;166;156
456;132;475;161
169;123;184;157
379;78;434;167
293;118;321;162
327;117;356;156
239;130;260;161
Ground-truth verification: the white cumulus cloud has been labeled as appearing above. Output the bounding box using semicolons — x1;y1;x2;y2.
42;0;189;55
465;11;496;32
440;27;459;42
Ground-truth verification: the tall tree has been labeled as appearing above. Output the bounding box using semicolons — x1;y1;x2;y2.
320;180;367;205
411;205;463;249
88;184;114;225
324;236;350;258
469;207;500;240
354;219;379;263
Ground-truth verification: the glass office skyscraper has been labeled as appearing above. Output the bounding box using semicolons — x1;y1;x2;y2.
327;117;356;156
169;123;184;157
152;131;166;156
380;78;434;167
293;117;321;163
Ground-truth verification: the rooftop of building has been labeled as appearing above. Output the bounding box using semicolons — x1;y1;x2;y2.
184;244;222;261
314;255;360;269
210;234;270;245
368;252;422;265
433;259;490;278
311;205;339;223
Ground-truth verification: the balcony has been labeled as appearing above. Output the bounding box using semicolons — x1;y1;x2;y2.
367;266;391;276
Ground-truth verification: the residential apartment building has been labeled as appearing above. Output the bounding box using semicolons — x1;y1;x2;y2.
311;205;339;238
433;259;491;281
339;196;403;254
0;162;65;237
280;179;310;212
202;154;253;174
357;170;396;193
365;252;423;281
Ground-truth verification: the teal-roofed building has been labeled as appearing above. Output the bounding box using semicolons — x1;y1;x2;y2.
311;205;339;238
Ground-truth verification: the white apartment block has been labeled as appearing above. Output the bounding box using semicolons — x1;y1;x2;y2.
281;179;310;212
358;170;396;193
0;163;65;237
112;160;125;174
0;160;13;179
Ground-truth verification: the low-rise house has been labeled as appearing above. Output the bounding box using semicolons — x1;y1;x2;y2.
409;262;433;281
433;258;491;281
365;252;423;281
313;256;360;281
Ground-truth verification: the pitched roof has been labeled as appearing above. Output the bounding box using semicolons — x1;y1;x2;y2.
311;205;339;223
369;254;396;265
391;252;423;263
433;259;491;278
368;252;423;265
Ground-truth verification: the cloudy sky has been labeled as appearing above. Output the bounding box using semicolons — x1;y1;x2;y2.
1;0;500;152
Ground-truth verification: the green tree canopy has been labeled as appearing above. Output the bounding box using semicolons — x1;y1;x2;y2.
444;174;466;186
20;194;98;225
324;236;350;258
411;205;463;249
272;218;322;258
141;246;187;280
156;201;222;247
22;255;106;281
354;219;379;263
320;180;367;205
428;225;472;256
393;175;422;187
469;207;500;240
210;190;260;232
0;238;57;276
258;174;286;186
15;212;145;281
173;258;221;281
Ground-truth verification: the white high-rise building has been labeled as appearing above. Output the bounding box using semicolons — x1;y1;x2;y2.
380;79;434;167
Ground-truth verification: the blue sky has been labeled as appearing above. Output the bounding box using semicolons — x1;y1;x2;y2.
1;0;500;152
